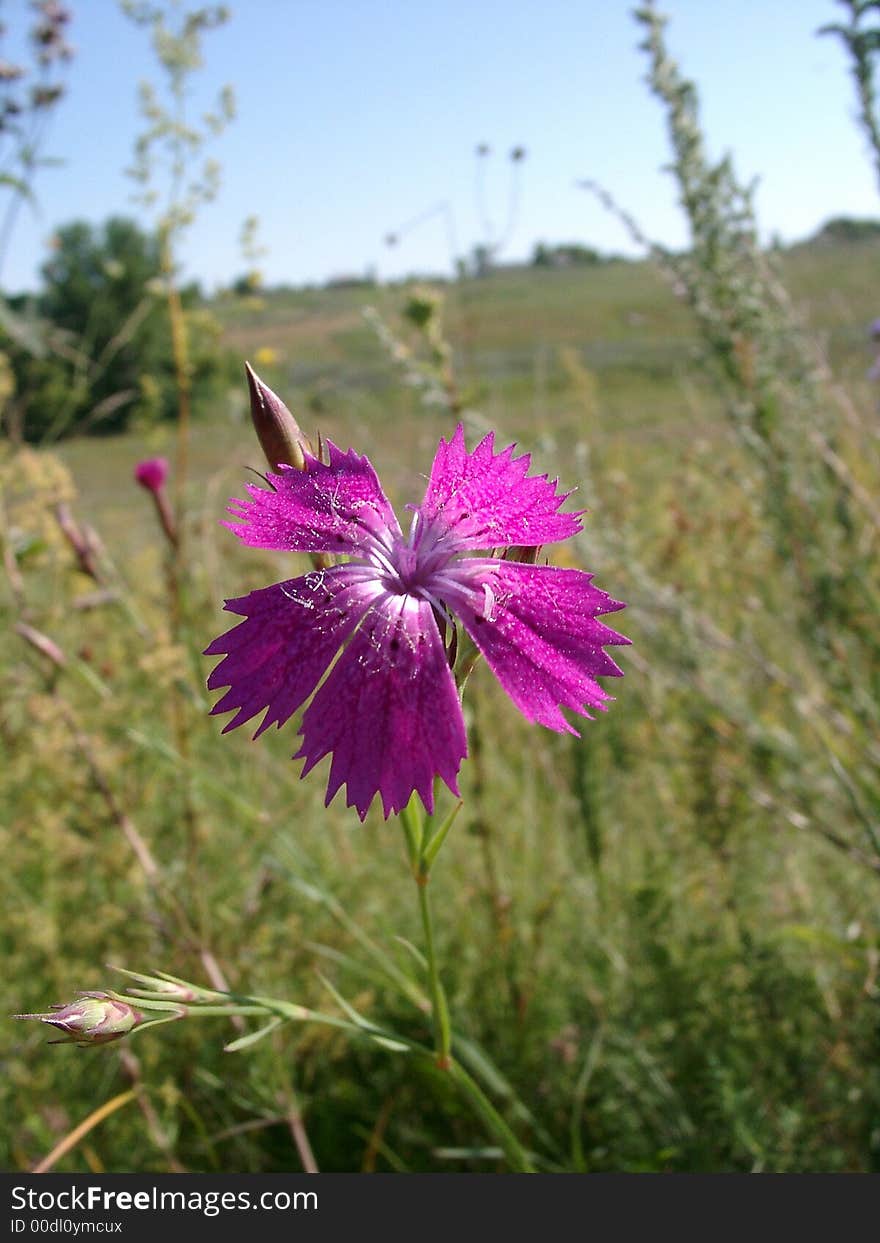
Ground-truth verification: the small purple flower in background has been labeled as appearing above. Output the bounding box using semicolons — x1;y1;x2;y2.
133;456;169;493
134;456;178;548
205;426;629;820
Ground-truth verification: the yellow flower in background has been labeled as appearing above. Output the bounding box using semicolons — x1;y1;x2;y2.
253;346;279;368
0;447;77;561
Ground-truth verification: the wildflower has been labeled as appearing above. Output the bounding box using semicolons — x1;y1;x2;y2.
15;993;142;1045
133;456;169;493
205;425;629;820
134;456;177;548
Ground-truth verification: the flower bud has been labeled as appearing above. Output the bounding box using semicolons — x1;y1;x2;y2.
245;363;310;472
134;457;177;548
15;993;142;1045
55;502;102;581
14;621;67;668
134;457;169;494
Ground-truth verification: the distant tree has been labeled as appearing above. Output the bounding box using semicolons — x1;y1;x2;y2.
5;216;233;441
532;241;602;268
813;216;880;243
231;271;262;296
469;244;495;277
324;272;377;290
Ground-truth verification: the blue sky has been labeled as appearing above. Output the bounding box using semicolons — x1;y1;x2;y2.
2;0;878;291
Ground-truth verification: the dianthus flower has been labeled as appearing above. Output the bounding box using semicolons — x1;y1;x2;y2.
205;426;629;819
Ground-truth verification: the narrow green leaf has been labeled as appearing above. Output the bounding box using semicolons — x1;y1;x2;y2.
421;801;463;871
315;973;410;1053
224;1017;283;1052
391;935;428;973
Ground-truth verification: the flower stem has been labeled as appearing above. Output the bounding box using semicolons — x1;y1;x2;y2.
447;1059;534;1173
416;874;451;1068
400;802;534;1172
118;964;538;1170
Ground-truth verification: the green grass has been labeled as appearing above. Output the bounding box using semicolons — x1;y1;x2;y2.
3;238;880;1173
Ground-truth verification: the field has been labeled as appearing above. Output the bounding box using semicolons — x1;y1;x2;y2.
3;234;880;1173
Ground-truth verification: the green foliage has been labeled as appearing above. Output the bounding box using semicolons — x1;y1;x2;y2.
812;214;880;242
2;216;235;442
532;241;604;268
614;3;880;890
821;0;880;193
40;218;162;337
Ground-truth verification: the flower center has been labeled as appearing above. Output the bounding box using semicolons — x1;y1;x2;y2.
366;512;459;602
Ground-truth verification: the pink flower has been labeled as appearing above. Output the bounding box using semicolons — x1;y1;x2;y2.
134;457;169;494
134;456;178;547
205;426;629;820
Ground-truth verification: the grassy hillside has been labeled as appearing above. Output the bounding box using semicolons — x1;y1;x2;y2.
58;236;880;520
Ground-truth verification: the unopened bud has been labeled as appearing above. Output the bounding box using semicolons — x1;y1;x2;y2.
55;502;102;582
134;457;169;494
245;363;310;472
133;457;177;548
14;621;67;668
15;993;142;1045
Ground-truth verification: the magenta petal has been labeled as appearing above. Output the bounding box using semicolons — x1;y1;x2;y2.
450;560;629;732
225;441;401;556
204;566;378;737
418;424;582;549
296;598;466;820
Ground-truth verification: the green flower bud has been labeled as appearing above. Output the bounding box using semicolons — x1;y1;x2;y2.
245;363;311;472
15;993;143;1045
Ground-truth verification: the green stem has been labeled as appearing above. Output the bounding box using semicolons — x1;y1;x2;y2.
401;803;533;1171
417;876;452;1067
448;1059;535;1173
126;973;537;1170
